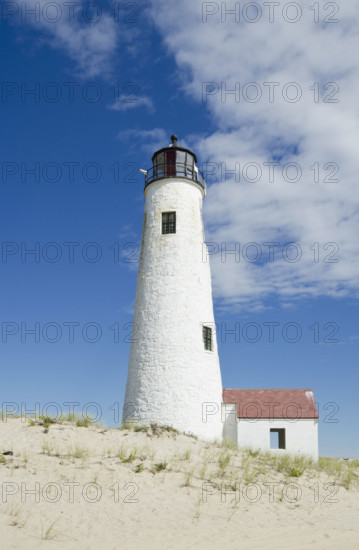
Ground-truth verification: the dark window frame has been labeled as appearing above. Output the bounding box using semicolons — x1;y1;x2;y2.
270;428;286;450
162;211;176;234
203;325;213;352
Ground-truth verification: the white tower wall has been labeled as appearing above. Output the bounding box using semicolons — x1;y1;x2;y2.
123;178;223;441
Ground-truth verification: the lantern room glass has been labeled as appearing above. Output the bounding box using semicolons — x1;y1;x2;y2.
152;149;196;181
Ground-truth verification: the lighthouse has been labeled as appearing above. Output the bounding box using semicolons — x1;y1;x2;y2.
122;135;223;441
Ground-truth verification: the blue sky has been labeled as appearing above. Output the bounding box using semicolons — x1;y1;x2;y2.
1;1;358;457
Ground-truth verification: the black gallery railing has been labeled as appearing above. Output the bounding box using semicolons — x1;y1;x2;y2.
144;163;206;190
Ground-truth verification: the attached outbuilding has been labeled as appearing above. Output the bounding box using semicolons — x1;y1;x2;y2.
222;389;319;460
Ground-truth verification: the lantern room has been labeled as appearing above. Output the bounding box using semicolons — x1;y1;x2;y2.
144;135;206;190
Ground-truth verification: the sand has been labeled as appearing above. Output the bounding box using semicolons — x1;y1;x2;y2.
0;418;358;549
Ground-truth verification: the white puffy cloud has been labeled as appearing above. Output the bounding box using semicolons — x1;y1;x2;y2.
8;0;119;78
109;95;154;113
149;0;359;310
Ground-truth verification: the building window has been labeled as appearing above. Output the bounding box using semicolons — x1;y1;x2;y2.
162;212;176;234
203;326;212;351
270;428;286;450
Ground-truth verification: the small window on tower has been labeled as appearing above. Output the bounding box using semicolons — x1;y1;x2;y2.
162;212;176;234
203;326;212;351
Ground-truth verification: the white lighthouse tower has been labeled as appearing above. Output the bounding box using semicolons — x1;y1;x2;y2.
123;135;223;441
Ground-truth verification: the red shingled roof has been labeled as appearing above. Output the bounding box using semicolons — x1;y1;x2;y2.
222;389;318;419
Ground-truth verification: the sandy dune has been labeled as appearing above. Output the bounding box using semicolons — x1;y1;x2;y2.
0;418;358;549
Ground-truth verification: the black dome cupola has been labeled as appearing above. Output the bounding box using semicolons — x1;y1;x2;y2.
144;135;205;190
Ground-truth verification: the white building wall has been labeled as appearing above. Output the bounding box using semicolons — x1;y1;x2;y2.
222;405;318;460
222;403;238;444
123;178;223;441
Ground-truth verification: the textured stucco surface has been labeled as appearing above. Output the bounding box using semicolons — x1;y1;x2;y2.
123;178;223;440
